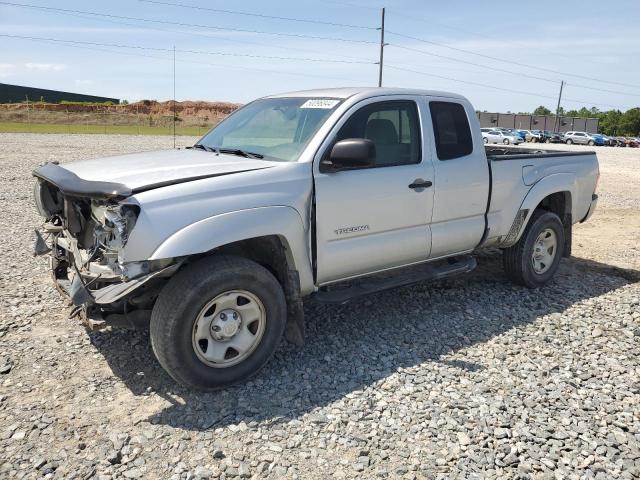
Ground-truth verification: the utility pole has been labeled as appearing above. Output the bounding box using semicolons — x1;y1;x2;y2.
173;45;176;149
554;80;564;132
377;7;386;87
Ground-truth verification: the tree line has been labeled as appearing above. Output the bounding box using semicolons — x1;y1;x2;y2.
530;105;640;136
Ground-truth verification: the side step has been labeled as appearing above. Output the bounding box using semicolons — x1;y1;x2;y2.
313;256;477;305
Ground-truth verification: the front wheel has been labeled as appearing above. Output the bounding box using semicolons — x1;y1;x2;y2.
588;140;595;146
150;255;287;390
566;139;573;145
483;137;488;144
502;210;565;288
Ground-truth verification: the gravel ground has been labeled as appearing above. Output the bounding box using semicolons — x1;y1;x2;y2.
0;133;638;480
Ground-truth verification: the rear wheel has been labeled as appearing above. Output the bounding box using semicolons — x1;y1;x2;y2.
483;137;488;144
502;210;565;288
150;255;287;389
503;139;510;145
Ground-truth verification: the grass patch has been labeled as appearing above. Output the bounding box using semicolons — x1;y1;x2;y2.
0;122;209;136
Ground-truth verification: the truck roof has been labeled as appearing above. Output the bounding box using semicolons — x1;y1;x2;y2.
265;87;466;100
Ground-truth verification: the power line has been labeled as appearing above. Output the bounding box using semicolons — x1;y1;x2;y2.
3;34;370;86
0;34;375;64
39;8;375;63
0;1;377;44
386;30;640;90
388;44;640;98
137;0;376;30
386;64;557;100
385;65;628;110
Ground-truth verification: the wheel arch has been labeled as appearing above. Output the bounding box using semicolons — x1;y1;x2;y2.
504;173;576;254
149;206;314;296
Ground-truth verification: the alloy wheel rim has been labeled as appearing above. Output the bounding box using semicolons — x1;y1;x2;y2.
192;290;266;368
531;228;557;274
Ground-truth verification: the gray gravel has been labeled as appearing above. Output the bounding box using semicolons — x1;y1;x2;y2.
0;133;639;479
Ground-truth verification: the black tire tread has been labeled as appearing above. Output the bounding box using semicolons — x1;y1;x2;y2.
503;210;564;288
150;254;286;390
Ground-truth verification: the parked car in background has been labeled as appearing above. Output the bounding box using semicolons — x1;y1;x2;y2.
529;130;545;142
610;136;626;147
482;129;524;145
519;129;540;142
590;133;611;146
564;131;602;146
512;129;527;140
532;131;563;143
542;131;565;144
624;137;639;148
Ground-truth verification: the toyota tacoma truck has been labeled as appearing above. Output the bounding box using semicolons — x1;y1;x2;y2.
32;88;599;389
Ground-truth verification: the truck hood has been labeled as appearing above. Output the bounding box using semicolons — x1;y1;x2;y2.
61;149;278;193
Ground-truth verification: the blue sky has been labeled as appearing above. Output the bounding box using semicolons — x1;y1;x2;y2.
1;0;639;112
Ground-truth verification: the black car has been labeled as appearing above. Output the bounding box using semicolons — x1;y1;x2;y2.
539;131;565;143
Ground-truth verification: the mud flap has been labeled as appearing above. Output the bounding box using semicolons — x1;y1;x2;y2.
283;270;305;346
563;214;572;258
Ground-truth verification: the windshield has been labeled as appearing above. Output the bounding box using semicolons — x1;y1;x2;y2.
198;97;342;162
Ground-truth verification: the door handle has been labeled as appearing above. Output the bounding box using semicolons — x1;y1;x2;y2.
408;179;433;190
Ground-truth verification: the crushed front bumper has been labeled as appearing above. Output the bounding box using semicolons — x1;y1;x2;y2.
34;229;179;307
53;263;179;306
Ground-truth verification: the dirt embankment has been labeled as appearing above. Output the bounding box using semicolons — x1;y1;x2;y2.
0;100;241;125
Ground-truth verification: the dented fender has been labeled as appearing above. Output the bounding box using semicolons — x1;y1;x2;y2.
149;206;314;295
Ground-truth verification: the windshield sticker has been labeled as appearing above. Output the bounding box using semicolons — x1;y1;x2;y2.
301;99;340;109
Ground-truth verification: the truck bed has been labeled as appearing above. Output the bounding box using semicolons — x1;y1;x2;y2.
485;146;596;161
482;145;599;249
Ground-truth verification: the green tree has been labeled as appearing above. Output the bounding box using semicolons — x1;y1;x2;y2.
598;110;622;136
619;108;640;136
533;105;552;115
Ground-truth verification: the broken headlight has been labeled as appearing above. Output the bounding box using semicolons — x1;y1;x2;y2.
91;203;140;269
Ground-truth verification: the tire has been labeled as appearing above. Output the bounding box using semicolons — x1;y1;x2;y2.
502;210;565;288
150;255;287;390
503;139;510;145
545;138;551;143
588;140;595;146
566;139;573;145
483;137;488;144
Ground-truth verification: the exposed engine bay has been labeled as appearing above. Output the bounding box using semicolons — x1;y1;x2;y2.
33;165;179;329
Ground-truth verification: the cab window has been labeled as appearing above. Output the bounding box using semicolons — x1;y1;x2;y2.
334;100;421;167
429;101;473;160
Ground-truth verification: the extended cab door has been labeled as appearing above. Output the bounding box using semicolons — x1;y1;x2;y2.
313;97;434;284
427;99;490;258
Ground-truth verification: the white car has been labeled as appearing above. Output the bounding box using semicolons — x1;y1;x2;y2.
564;131;597;146
482;129;524;145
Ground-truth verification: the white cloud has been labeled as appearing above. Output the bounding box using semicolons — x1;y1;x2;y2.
24;63;66;71
0;63;15;78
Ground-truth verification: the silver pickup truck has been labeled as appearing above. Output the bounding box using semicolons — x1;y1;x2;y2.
33;87;599;389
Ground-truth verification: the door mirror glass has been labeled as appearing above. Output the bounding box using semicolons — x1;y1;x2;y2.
323;138;376;171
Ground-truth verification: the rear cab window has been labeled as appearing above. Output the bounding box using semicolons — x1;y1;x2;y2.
429;101;473;160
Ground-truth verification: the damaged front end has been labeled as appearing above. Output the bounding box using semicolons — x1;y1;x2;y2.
33;163;179;329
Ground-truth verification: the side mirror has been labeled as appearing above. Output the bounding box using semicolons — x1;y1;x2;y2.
321;138;376;171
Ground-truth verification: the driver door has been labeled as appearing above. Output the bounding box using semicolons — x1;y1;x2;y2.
313;97;434;285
